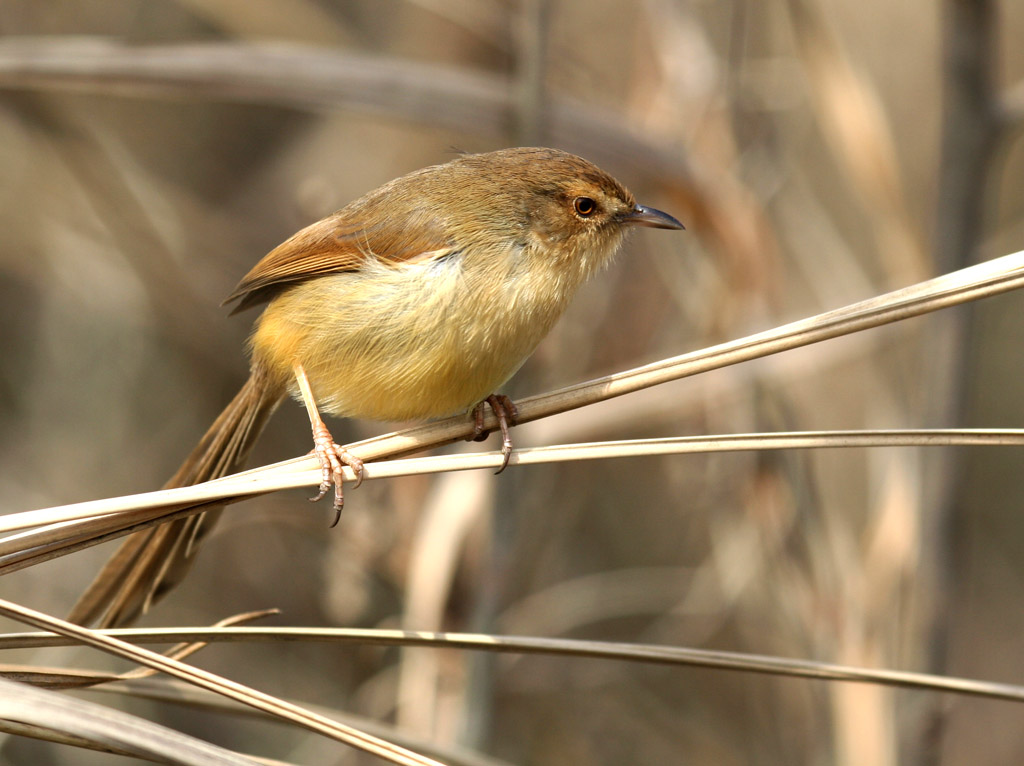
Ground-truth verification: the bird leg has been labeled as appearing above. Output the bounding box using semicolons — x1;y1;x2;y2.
470;394;519;473
293;362;364;526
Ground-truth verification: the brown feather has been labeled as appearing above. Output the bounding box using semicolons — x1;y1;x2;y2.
68;372;285;627
224;206;456;314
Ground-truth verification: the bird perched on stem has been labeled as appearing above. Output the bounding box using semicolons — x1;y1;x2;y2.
70;147;684;627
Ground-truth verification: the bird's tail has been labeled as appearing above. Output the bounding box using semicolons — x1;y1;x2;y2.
68;372;284;628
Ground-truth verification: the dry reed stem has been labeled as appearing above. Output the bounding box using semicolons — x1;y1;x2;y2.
3;624;1024;704
5;428;1024;536
0;677;262;764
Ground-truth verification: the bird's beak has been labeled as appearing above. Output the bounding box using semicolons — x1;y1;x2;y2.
623;204;685;230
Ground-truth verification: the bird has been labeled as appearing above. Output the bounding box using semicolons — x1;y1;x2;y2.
69;147;684;627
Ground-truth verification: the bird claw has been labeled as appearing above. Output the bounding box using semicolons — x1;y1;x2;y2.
309;422;364;527
470;394;518;473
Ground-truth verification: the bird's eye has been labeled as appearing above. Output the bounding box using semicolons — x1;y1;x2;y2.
573;196;597;217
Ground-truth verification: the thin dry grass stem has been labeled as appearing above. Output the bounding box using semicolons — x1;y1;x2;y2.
0;720;141;763
0;719;294;766
0;665;120;690
112;609;280;687
0;600;448;766
0;500;229;578
5;430;1024;542
0;606;271;690
0;676;264;764
2;624;1024;705
0;678;508;766
1;670;508;766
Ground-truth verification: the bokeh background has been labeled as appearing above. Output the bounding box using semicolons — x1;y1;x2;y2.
1;1;1024;764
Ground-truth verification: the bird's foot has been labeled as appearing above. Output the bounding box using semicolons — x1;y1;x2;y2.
309;420;364;527
469;394;519;473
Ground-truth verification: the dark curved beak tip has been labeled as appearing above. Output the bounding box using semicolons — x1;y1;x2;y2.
626;205;685;230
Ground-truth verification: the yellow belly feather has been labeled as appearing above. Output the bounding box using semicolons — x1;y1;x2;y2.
250;252;572;421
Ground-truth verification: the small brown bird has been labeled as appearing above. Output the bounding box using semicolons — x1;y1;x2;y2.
70;147;684;627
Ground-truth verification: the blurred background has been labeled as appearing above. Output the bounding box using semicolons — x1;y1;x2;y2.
1;0;1023;763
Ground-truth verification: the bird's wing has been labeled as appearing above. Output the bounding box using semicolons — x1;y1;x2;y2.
223;209;457;314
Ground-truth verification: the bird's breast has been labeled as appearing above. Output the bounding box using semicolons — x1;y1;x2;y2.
249;249;575;422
